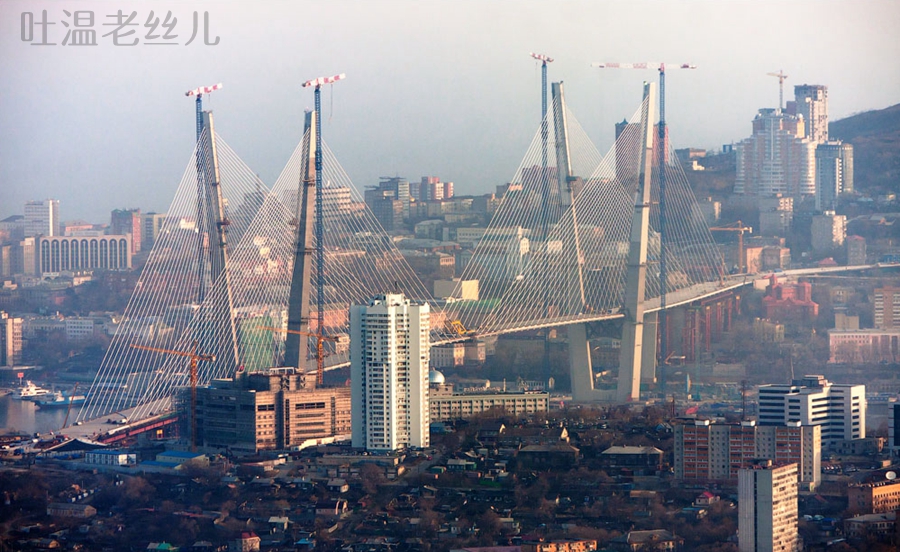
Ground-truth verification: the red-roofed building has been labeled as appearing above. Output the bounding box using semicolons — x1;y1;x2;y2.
762;276;818;323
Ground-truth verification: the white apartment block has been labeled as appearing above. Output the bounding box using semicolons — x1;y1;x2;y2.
757;375;865;445
734;109;816;199
350;293;430;452
794;84;829;144
739;461;800;552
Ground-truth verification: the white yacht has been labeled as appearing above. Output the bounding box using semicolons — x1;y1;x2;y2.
12;381;51;400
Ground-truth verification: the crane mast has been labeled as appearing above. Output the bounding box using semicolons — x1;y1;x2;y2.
300;74;345;381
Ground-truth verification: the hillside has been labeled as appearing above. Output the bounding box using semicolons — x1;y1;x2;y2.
830;103;900;192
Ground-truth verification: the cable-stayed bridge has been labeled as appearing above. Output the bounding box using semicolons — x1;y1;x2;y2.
74;79;762;430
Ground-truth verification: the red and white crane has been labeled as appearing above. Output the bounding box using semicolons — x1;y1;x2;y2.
185;82;223;97
302;74;346;88
185;83;223;141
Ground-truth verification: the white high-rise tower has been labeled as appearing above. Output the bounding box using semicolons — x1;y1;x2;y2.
350;293;430;452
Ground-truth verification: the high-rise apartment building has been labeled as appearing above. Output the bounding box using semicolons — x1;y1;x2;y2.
738;460;800;552
141;212;167;251
757;375;865;444
350;293;430;452
24;199;60;237
110;209;141;254
674;420;820;489
811;211;847;252
734;109;816;199
873;287;900;329
0;311;23;367
793;84;829;144
815;141;853;211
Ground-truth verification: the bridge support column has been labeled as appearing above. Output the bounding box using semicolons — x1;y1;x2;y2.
567;323;612;402
642;312;658;384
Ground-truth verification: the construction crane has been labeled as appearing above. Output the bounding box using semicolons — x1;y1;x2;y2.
185;83;223;141
709;220;753;274
130;342;215;452
445;319;472;337
60;382;79;430
592;61;696;397
258;326;338;387
530;52;554;174
767;70;788;111
301;73;346;375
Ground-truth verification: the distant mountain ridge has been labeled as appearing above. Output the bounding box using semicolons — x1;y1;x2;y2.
829;103;900;192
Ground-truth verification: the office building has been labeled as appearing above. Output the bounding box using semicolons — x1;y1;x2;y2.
738;460;800;552
141;212;166;251
828;328;900;364
0;311;23;367
815;141;853;211
37;235;133;275
792;84;829;144
874;287;900;329
24;199;60;237
757;375;865;444
428;370;549;422
848;478;900;515
674;420;820;489
350;293;430;452
110;209;141;254
734;109;816;199
847;235;866;266
193;368;351;455
811;211;846;253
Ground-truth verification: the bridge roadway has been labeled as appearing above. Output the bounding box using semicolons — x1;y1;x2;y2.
65;263;896;435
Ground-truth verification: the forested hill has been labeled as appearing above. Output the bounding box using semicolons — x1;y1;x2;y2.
830;103;900;192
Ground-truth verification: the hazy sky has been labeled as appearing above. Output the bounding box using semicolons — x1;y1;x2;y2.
2;0;899;223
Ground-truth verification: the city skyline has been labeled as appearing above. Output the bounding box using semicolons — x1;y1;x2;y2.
2;0;899;221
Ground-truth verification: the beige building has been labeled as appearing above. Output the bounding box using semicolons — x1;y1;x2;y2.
428;370;549;422
874;287;900;329
674;420;820;489
433;278;479;301
811;211;846;253
0;311;23;367
738;461;800;552
848;479;900;515
194;369;351;455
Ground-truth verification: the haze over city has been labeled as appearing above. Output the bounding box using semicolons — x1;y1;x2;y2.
2;0;898;222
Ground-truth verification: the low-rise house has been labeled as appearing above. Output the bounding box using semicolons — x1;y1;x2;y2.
517;443;579;469
327;478;349;493
520;540;598;552
609;529;683;551
844;512;897;542
599;446;663;475
228;532;260;552
46;503;97;519
315;499;349;519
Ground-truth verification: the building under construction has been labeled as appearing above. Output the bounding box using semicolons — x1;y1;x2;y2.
185;368;351;455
